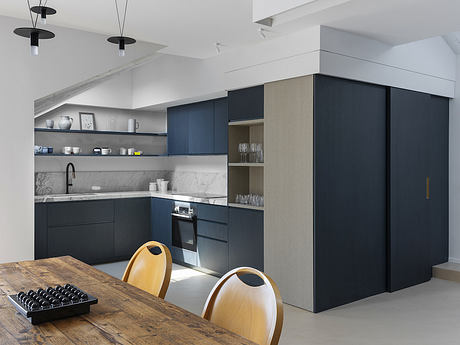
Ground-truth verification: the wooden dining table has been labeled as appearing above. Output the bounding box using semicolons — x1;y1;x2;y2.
0;256;255;344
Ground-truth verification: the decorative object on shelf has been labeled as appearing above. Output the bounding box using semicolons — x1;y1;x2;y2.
45;119;54;129
108;0;136;57
128;147;135;155
134;151;143;156
79;112;95;131
63;146;72;155
128;118;139;133
58;115;73;130
13;0;56;56
93;147;102;155
238;143;249;163
34;145;42;154
149;182;158;192
159;181;169;193
72;147;81;155
101;147;112;155
120;147;127;155
30;3;57;25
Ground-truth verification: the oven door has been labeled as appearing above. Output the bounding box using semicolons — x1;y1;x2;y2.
171;212;197;252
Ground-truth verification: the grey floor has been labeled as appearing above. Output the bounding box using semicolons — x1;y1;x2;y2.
94;261;460;345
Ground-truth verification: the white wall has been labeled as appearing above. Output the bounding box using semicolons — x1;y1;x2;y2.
65;72;134;109
252;0;315;22
0;15;158;263
319;27;456;97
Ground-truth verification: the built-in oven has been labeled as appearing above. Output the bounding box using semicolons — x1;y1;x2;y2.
171;202;197;252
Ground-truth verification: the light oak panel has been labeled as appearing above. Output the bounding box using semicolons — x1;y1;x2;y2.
264;75;314;311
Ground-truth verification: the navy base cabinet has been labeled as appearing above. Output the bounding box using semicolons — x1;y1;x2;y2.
35;198;151;265
228;207;264;271
151;198;174;250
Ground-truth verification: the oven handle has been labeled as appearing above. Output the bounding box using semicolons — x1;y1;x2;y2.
171;212;195;220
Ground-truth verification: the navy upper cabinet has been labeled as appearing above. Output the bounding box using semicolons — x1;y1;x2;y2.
228;85;264;122
167;105;189;155
167;98;228;155
214;98;228;154
188;101;215;154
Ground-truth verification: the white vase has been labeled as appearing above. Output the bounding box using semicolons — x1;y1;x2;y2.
58;116;73;130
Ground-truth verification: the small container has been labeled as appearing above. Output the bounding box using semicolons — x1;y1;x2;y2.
48;147;53;154
149;182;158;192
159;181;169;193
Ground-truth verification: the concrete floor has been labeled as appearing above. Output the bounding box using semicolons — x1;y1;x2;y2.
94;261;460;345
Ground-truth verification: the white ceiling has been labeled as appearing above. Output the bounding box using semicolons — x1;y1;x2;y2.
2;0;460;58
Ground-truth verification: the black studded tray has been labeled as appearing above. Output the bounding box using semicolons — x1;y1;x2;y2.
8;284;98;325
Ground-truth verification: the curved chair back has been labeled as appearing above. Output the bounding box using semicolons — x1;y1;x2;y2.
202;267;283;345
122;241;172;299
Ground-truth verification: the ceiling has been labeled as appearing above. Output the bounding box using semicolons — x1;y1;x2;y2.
2;0;460;58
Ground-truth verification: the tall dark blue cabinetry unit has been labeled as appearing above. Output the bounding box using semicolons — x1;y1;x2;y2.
388;88;449;292
167;98;228;155
313;75;387;312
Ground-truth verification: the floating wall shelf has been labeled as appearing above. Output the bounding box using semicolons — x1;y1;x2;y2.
34;128;167;137
34;154;167;157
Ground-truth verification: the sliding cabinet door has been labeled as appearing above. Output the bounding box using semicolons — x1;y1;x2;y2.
314;75;387;312
389;88;431;292
427;96;449;266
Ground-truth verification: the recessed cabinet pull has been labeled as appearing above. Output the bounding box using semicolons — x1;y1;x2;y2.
426;176;430;200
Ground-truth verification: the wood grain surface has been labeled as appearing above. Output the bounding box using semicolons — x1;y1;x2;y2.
0;256;255;345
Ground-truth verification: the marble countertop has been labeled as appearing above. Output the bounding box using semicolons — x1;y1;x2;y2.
34;191;228;206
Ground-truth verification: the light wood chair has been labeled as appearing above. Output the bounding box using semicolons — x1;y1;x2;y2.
122;241;172;299
202;267;283;345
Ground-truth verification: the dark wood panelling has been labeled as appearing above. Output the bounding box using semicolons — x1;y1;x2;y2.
314;75;387;312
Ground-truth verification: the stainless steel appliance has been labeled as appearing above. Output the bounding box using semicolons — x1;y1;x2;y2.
171;202;197;253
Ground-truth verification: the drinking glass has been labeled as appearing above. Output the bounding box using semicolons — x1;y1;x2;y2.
255;143;263;163
239;143;249;163
249;143;257;163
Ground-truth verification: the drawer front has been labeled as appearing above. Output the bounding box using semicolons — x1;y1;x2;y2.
196;204;228;224
48;223;114;264
197;236;228;275
197;220;228;242
48;200;114;227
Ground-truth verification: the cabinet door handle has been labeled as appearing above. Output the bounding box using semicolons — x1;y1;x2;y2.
426;176;430;200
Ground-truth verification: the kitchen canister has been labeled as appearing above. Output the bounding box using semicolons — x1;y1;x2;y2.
149;182;158;192
159;181;169;193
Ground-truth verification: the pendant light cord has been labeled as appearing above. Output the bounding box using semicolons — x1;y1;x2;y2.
26;0;35;27
114;0;129;37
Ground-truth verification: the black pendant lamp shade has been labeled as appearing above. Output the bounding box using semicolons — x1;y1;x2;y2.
30;6;57;25
13;27;55;56
107;36;136;56
109;0;135;56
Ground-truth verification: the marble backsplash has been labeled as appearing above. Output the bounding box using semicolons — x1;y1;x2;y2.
35;170;227;196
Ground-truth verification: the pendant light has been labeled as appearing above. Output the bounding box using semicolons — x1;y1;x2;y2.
13;0;55;56
108;0;136;57
31;3;57;25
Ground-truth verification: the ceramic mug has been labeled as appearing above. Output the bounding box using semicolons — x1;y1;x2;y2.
46;119;54;129
101;148;112;155
160;181;169;193
63;146;72;155
128;148;135;155
40;146;48;154
149;182;158;192
72;147;81;155
34;145;42;154
120;147;127;155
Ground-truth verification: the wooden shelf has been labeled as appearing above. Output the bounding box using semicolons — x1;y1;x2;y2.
35;128;167;137
229;163;264;167
228;203;264;211
228;119;264;126
35;154;166;157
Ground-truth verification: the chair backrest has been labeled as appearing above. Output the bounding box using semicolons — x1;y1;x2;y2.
122;241;172;299
202;267;283;345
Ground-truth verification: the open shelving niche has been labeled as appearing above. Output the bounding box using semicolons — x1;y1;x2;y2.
228;119;264;211
34;128;167;157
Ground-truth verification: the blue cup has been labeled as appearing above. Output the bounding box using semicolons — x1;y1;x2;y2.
40;147;48;154
48;147;53;154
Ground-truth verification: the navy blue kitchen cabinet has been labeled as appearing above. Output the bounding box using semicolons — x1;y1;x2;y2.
114;198;151;258
151;197;174;250
214;98;228;154
167;105;189;155
188;101;215;154
197;236;228;275
228;207;264;271
167;98;228;155
228;85;264;122
34;203;47;260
